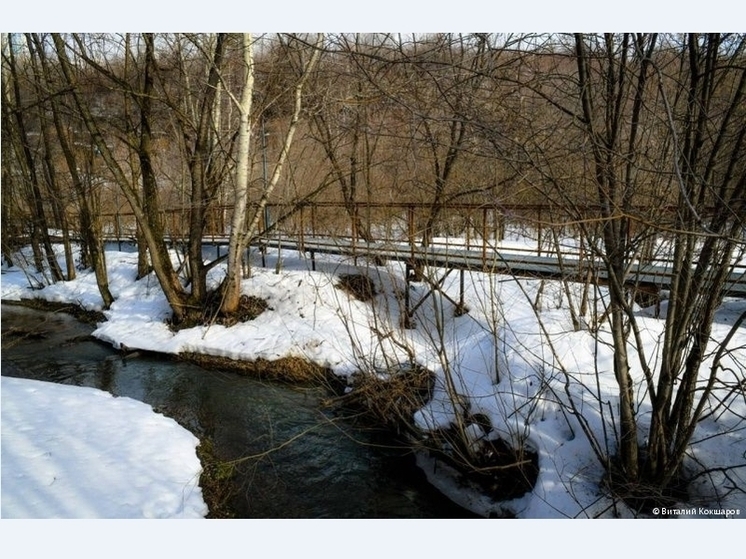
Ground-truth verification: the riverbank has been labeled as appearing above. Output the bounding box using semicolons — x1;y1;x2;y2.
1;375;207;518
1;298;338;519
3;244;745;518
1;300;220;518
1;248;542;517
3;300;479;519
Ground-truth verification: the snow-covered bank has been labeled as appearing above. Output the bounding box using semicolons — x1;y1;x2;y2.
2;243;745;518
1;376;207;518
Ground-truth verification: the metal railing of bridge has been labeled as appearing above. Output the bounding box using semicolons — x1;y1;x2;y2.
93;201;746;304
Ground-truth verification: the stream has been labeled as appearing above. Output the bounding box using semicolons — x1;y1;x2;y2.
1;303;474;518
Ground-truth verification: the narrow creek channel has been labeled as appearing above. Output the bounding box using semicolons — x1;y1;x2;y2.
1;303;475;518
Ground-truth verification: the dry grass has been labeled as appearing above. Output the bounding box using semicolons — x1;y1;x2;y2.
335;274;378;302
195;438;238;518
180;352;333;385
325;365;435;433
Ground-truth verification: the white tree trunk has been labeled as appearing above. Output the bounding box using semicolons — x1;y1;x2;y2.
221;34;323;315
241;34;324;244
222;33;255;313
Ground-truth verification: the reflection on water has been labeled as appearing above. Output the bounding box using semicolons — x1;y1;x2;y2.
1;303;473;518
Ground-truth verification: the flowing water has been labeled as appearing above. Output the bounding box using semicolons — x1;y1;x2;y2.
1;303;474;518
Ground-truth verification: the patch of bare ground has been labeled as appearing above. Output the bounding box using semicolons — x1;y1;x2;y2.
168;292;270;331
423;427;540;503
335;274;377;301
179;352;335;385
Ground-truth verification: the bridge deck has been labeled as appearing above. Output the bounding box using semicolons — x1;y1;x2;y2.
101;232;746;298
245;235;746;298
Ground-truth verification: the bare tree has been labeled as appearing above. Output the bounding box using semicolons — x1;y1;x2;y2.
642;33;746;488
307;34;388;241
486;33;746;503
25;34;77;281
2;33;64;281
153;33;232;302
51;33;185;314
219;33;323;315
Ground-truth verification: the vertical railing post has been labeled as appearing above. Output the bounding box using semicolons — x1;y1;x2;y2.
311;204;317;239
408;204;416;261
263;204;271;238
465;208;471;249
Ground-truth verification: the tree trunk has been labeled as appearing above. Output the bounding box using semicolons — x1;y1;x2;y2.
5;34;63;281
574;33;641;481
220;34;323;316
52;34;188;319
184;34;227;307
31;33;114;306
221;33;256;314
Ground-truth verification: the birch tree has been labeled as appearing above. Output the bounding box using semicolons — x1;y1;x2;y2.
218;33;323;315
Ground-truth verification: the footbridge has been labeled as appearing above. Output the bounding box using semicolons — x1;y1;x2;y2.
98;201;746;318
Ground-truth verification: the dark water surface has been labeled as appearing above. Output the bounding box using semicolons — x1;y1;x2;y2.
1;303;474;518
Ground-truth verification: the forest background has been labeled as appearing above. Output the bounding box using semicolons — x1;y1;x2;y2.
2;2;745;558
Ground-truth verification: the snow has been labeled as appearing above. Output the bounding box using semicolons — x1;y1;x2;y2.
1;376;207;519
2;241;745;520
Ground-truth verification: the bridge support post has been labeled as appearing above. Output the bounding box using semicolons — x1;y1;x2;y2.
454;268;468;316
402;261;414;329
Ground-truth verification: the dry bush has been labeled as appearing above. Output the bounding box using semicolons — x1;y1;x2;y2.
326;364;435;433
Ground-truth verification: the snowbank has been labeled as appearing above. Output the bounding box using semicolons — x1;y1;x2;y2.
2;243;745;518
1;376;207;519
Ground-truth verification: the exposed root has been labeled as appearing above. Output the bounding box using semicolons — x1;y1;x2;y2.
169;292;270;331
